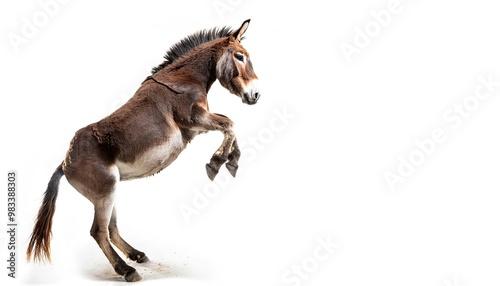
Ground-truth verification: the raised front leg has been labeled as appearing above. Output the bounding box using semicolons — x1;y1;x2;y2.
225;138;241;177
188;108;240;180
206;132;238;180
203;113;239;180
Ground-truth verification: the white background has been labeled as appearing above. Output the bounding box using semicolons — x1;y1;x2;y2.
1;0;500;285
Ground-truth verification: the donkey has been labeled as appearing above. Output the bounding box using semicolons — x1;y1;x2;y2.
26;19;260;282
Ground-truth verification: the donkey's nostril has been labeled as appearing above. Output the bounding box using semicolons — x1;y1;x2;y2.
253;91;260;100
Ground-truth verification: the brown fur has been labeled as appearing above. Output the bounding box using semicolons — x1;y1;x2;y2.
26;19;260;282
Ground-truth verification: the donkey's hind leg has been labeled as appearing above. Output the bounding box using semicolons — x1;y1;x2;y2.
91;196;141;282
109;207;149;263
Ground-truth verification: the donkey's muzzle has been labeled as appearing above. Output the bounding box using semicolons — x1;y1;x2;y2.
242;90;260;105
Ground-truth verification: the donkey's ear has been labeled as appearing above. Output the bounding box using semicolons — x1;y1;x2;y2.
231;19;250;41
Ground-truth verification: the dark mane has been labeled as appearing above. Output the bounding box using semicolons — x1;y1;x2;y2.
151;26;234;74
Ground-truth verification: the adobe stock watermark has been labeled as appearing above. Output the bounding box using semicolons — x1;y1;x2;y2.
178;106;297;224
384;73;500;192
213;0;244;21
444;277;463;286
281;235;340;286
7;0;70;54
107;67;153;113
339;0;416;64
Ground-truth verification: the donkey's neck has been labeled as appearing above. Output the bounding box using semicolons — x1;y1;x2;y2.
154;39;227;94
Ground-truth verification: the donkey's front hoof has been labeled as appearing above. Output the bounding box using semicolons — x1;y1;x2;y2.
206;163;219;181
124;270;142;282
225;162;238;177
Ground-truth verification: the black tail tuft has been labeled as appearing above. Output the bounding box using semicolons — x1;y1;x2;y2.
26;163;64;263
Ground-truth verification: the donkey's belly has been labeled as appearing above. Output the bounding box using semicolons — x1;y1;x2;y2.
116;131;186;180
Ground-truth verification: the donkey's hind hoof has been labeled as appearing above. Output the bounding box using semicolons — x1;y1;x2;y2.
226;163;238;177
125;270;142;282
206;163;219;181
131;251;149;263
136;254;149;264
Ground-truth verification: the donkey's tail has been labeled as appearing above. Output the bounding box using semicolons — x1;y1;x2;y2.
26;163;64;263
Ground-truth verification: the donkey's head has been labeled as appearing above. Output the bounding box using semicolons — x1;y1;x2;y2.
216;19;261;105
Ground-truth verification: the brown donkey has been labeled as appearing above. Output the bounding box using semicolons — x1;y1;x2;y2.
26;19;260;282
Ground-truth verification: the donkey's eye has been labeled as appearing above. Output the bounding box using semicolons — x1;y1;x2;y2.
235;53;245;62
